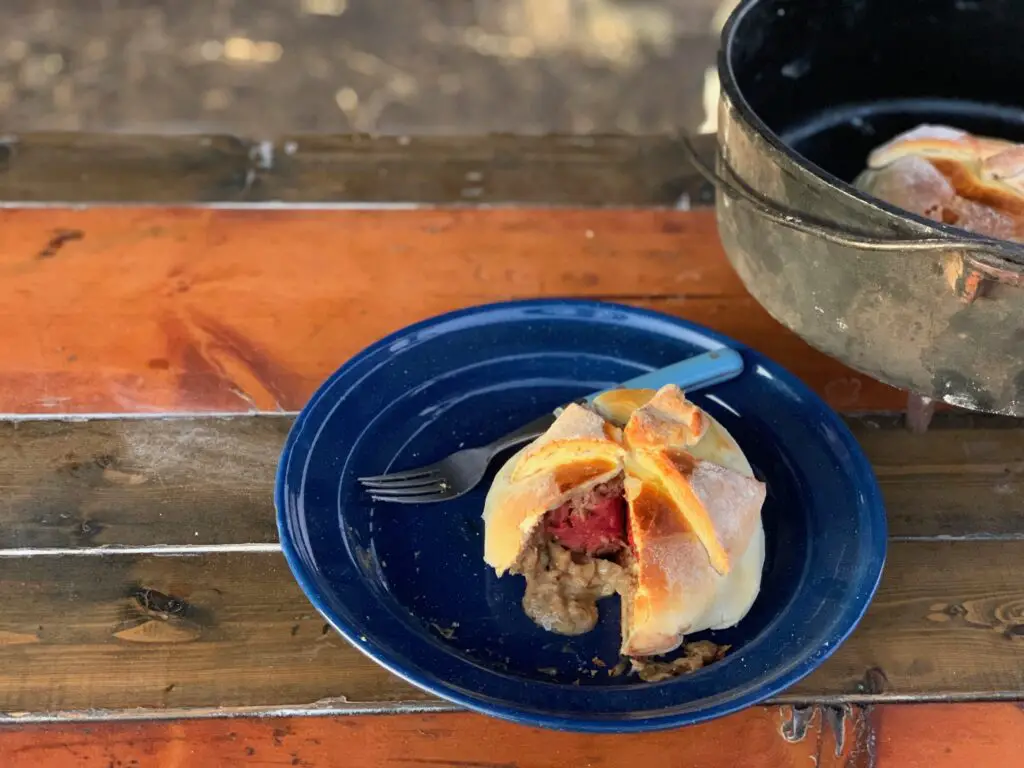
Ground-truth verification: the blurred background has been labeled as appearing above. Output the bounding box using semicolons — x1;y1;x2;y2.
0;0;736;136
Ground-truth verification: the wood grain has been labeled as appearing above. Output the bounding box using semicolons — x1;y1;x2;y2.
0;552;421;713
874;703;1024;767
0;540;1019;716
0;708;822;768
848;416;1024;539
792;540;1024;702
0;207;905;415
0;417;288;549
0;414;1016;551
0;705;1021;767
1;414;1016;717
261;133;716;206
0;133;714;205
0;134;251;203
1;134;1019;753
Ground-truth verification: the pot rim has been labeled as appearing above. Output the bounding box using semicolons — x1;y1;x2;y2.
717;0;1024;270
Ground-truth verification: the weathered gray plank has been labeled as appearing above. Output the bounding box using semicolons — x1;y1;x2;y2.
0;413;1019;550
846;417;1024;540
0;541;1018;719
257;134;714;206
0;133;715;206
0;418;286;549
792;540;1024;703
0;134;251;203
0;552;421;715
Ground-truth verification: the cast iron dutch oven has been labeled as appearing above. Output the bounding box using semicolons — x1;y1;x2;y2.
691;0;1024;415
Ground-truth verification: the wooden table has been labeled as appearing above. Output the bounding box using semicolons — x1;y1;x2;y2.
0;134;1021;767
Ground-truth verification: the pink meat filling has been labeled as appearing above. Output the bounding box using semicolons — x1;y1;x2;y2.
543;478;627;556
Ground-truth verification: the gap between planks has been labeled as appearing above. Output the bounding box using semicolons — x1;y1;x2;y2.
3;536;1024;558
2;691;1023;725
0;411;301;422
0;544;283;557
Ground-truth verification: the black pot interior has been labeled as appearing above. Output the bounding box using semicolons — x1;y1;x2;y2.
723;0;1024;184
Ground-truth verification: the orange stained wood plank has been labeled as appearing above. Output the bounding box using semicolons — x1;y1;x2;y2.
2;705;1022;767
0;708;824;768
874;703;1024;768
0;207;904;415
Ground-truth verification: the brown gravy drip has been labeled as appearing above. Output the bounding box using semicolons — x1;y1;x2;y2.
516;535;635;636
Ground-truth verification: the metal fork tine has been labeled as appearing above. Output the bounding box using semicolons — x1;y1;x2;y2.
358;466;440;483
371;490;450;504
359;473;442;489
367;484;446;498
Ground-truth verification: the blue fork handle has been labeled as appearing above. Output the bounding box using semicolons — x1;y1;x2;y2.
491;349;744;454
583;348;744;402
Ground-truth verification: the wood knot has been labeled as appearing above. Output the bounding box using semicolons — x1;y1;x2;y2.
134;588;188;618
36;228;84;260
857;666;890;695
927;602;968;623
75;518;105;544
119;588;207;644
1003;624;1024;639
94;453;116;469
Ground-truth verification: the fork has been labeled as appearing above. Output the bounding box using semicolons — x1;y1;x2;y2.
359;348;744;504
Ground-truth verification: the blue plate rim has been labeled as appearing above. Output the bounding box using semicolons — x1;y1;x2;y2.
275;298;887;732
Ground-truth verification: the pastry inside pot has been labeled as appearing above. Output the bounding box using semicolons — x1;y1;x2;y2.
855;124;1024;242
482;385;766;667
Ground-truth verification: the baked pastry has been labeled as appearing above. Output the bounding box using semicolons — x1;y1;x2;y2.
855;124;1024;241
482;384;766;659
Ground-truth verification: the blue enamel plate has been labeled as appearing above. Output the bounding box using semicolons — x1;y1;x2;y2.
276;299;886;732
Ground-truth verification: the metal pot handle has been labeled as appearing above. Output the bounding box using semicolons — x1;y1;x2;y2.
681;136;1024;270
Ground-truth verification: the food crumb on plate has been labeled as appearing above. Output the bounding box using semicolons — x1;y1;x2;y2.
429;622;457;640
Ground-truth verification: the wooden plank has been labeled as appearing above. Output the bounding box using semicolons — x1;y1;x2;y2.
0;552;420;714
0;206;905;414
0;708;827;768
0;417;288;549
848;416;1024;540
790;540;1024;702
260;134;715;207
0;134;251;203
0;133;714;205
1;704;1020;767
0;540;1019;716
874;703;1024;767
0;414;1016;551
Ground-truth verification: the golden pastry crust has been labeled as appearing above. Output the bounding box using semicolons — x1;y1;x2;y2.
511;403;624;483
858;124;1024;240
484;403;625;573
622;384;708;451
